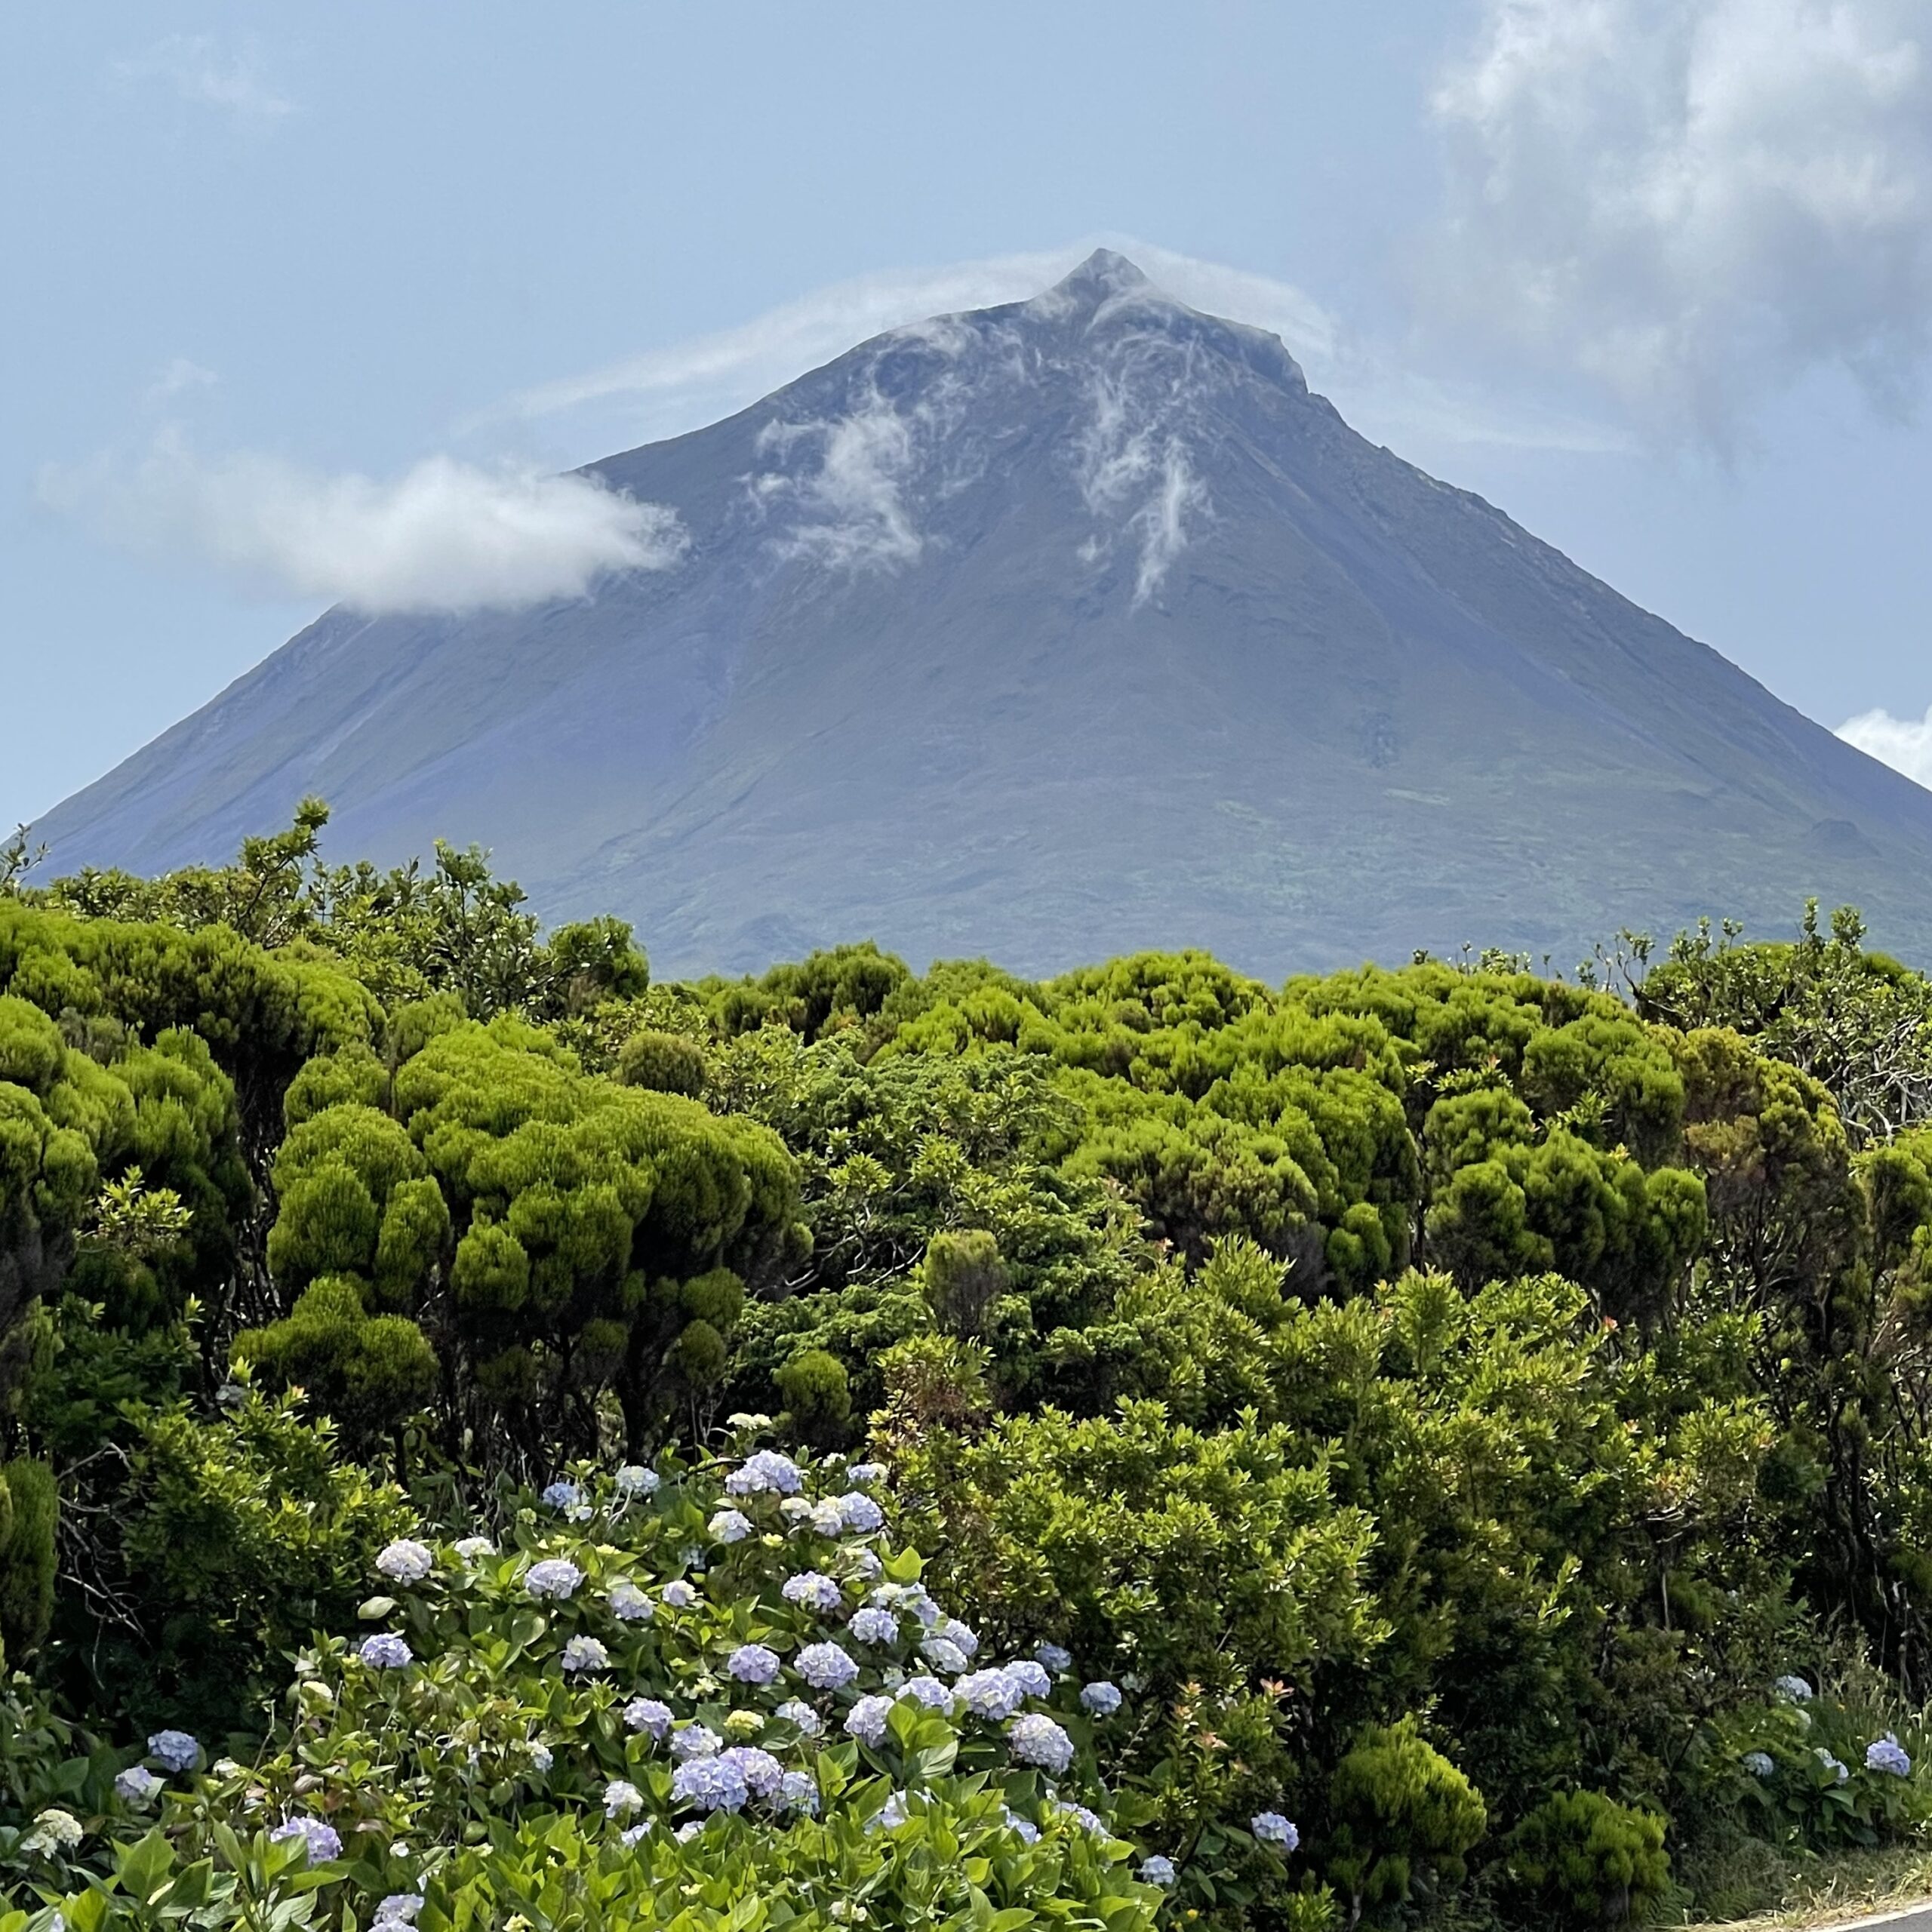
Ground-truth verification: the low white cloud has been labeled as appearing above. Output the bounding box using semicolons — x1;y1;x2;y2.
41;435;686;614
1430;0;1932;443
1075;376;1211;605
145;358;217;408
116;35;295;122
1838;705;1932;787
757;392;924;571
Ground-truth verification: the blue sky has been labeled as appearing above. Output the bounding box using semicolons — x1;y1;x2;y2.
6;1;1932;828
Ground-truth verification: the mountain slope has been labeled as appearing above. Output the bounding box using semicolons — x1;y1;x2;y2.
35;251;1932;976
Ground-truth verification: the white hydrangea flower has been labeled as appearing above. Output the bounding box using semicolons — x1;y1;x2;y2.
376;1539;435;1584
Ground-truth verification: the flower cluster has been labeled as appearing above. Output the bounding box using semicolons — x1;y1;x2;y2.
1867;1734;1913;1777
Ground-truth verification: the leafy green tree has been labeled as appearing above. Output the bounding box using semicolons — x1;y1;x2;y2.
1322;1718;1487;1927
1505;1789;1670;1929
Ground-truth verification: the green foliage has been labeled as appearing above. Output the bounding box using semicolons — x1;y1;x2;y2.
1504;1789;1670;1930
101;1386;413;1733
1323;1718;1487;1924
615;1027;706;1097
0;1461;57;1669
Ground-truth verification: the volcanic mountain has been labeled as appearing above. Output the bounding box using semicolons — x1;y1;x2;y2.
35;251;1932;975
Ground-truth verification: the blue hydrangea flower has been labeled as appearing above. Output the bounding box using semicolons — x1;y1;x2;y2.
955;1668;1026;1720
848;1462;888;1486
1774;1674;1815;1702
1139;1856;1177;1886
1003;1659;1051;1699
775;1697;823;1735
528;1740;554;1773
782;1571;843;1612
1251;1811;1299;1850
850;1606;900;1645
1009;1712;1075;1774
709;1509;754;1544
920;1637;969;1675
358;1633;413;1670
671;1755;749;1813
779;1770;820;1814
724;1451;804;1497
608;1580;654;1623
615;1465;659;1496
375;1539;435;1583
870;1789;910;1831
625;1697;674;1739
670;1724;722;1760
1004;1807;1042;1844
1743;1751;1775;1778
899;1675;955;1711
375;1895;424;1925
936;1617;978;1657
620;1822;653;1847
1034;1641;1072;1673
1816;1747;1850;1784
1057;1801;1109;1835
525;1558;584;1600
838;1491;885;1534
147;1729;200;1773
604;1779;644;1817
721;1746;786;1799
663;1580;698;1607
561;1635;610;1674
795;1641;859;1690
269;1817;343;1863
807;1497;848;1536
115;1765;163;1804
846;1694;895;1746
728;1643;780;1684
541;1480;583;1511
1867;1734;1912;1777
1081;1679;1123;1715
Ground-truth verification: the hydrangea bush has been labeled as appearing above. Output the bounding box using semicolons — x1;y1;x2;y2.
0;1446;1314;1931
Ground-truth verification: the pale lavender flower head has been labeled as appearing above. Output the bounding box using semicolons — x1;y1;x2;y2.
898;1675;955;1711
358;1633;413;1670
672;1755;749;1813
541;1480;583;1512
1081;1679;1123;1716
625;1697;674;1739
838;1491;885;1534
795;1641;859;1690
849;1606;899;1645
783;1571;843;1613
725;1451;804;1497
670;1724;722;1760
1868;1734;1912;1777
955;1668;1026;1721
1003;1659;1051;1699
709;1509;754;1545
269;1817;343;1863
1140;1856;1177;1886
1035;1641;1072;1673
1251;1811;1299;1850
663;1580;699;1608
1009;1712;1075;1774
776;1698;823;1735
115;1765;163;1804
721;1746;786;1799
728;1643;780;1685
376;1539;435;1583
526;1558;584;1600
147;1730;199;1773
604;1779;645;1818
608;1580;654;1623
846;1694;895;1746
778;1770;820;1814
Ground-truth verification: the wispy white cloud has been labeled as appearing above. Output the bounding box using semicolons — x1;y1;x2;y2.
492;237;1620;462
755;389;925;571
116;35;296;123
1429;0;1932;445
144;358;217;409
1075;374;1211;606
1839;704;1932;788
40;435;685;615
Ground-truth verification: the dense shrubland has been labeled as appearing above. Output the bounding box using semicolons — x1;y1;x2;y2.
6;809;1932;1927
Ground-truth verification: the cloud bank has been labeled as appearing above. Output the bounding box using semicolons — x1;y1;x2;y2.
1431;0;1932;442
1839;705;1932;787
42;438;685;614
116;35;295;122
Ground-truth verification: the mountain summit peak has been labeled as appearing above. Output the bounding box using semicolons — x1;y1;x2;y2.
1053;248;1155;303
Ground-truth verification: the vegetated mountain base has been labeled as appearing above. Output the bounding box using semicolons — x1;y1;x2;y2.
8;813;1932;1931
32;250;1932;977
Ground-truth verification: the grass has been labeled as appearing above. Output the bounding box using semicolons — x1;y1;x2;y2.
1681;1838;1932;1928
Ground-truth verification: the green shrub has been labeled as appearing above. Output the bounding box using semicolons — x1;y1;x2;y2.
1506;1789;1670;1930
1322;1717;1487;1924
616;1029;707;1097
0;1461;58;1669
